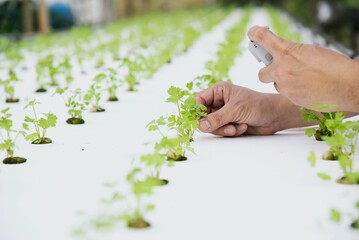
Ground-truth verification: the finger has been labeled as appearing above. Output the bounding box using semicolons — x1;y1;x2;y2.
212;84;225;108
258;65;275;84
195;92;207;106
198;105;233;133
245;126;275;135
195;82;228;108
248;25;285;56
206;106;221;114
196;84;216;106
211;123;248;137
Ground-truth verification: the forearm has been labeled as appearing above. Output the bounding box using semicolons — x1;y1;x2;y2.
272;94;358;132
339;59;359;112
272;94;312;131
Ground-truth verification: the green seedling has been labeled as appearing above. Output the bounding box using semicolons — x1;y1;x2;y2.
72;166;158;234
323;120;359;184
165;85;207;141
125;73;137;92
94;68;122;102
4;47;24;69
336;155;359;185
84;81;105;113
0;108;26;164
77;54;87;75
121;168;156;228
45;54;61;87
54;87;88;124
147;120;191;161
35;57;50;92
1;70;20;103
36;54;72;91
302;108;343;142
23;100;57;144
306;120;359;185
146;84;206;160
118;57;142;92
71;185;125;237
140;151;173;186
59;55;74;86
157;136;193;162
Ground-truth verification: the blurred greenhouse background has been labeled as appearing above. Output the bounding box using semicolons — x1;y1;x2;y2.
0;0;358;52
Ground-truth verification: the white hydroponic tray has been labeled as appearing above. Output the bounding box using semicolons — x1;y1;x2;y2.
0;8;358;240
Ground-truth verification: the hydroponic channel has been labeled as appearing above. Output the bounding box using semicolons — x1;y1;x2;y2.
0;7;358;240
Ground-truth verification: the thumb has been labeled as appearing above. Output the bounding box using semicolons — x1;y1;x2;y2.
248;25;285;56
199;106;233;133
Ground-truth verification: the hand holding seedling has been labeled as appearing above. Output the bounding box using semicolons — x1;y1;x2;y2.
196;82;316;137
248;26;359;112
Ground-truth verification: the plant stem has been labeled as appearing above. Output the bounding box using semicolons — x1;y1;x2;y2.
31;104;41;138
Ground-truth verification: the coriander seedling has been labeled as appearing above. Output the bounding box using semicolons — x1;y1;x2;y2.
45;54;61;87
59;55;74;86
302;107;342;142
121;168;156;228
94;68;122;102
84;81;106;113
140;150;173;186
118;57;142;91
156;136;193;162
307;119;359;184
0;108;27;164
54;87;88;124
0;70;20;103
23;99;57;144
164;85;207;141
35;57;50;92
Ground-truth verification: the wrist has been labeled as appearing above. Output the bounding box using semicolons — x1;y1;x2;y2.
270;94;309;132
343;61;359;112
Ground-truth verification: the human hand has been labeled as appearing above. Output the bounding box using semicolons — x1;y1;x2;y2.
195;82;303;137
248;26;359;112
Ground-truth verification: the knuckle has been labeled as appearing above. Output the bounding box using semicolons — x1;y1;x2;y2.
217;81;229;87
280;42;301;57
273;68;286;80
217;81;231;94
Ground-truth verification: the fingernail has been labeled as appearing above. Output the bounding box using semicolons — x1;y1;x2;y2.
199;120;210;131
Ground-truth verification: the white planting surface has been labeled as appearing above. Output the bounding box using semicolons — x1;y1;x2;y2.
0;8;358;240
